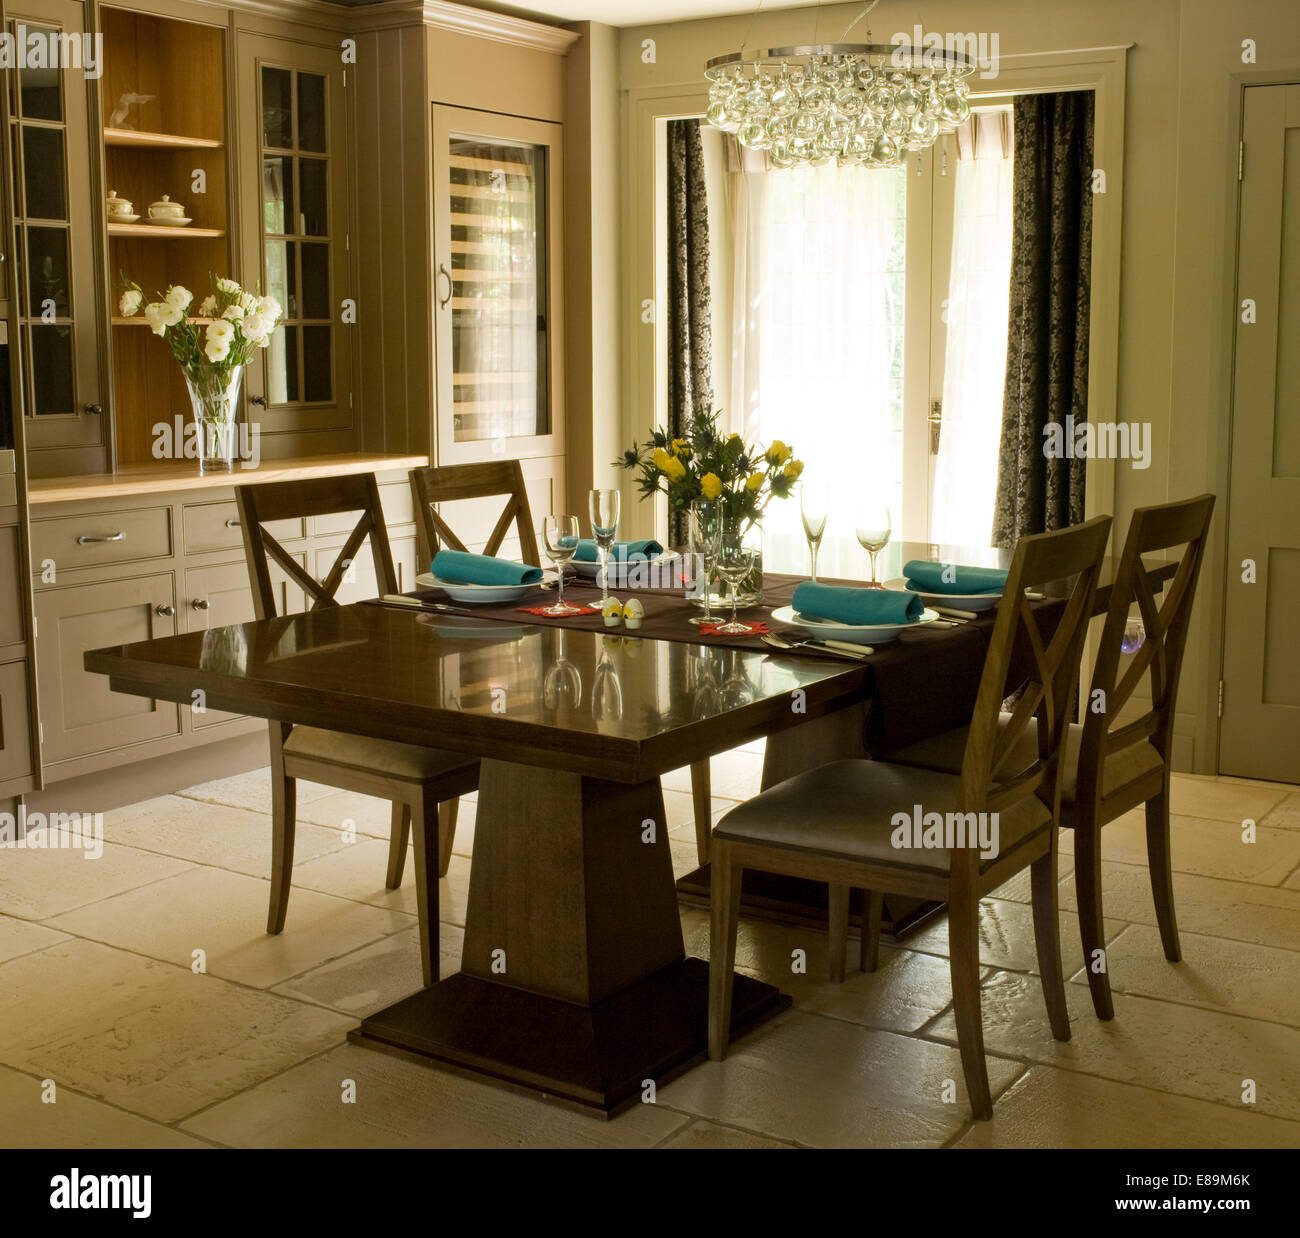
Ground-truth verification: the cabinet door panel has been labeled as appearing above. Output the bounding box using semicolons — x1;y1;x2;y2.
0;526;26;648
35;574;180;763
0;660;34;785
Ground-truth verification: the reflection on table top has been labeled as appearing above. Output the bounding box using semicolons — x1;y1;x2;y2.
86;605;867;782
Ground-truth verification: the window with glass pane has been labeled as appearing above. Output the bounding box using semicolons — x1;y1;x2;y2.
7;24;75;417
448;138;549;443
259;66;332;406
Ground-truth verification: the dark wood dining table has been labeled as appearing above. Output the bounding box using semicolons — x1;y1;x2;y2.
84;551;1174;1115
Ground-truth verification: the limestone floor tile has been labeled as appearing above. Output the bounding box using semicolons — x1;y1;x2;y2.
663;749;764;801
103;795;352;879
0;839;192;921
47;867;413;989
0;914;69;964
953;1065;1300;1149
670;838;707;881
659;1119;796;1148
178;767;337;813
0;1065;213;1149
1286;867;1300;891
902;896;1123;977
295;789;397;837
180;1043;691;1148
1070;924;1300;1026
1169;775;1288;824
1060;811;1297;886
272;924;464;1016
1262;793;1300;832
988;850;1076;903
677;906;972;1033
291;837;470;923
927;970;1300;1121
658;1010;1023;1147
0;939;353;1124
1059;859;1300;948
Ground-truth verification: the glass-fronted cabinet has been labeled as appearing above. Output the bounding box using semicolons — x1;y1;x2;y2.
5;0;105;474
237;34;352;452
431;106;564;467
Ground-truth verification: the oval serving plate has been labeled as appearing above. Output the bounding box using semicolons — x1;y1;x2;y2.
883;577;1003;613
771;604;940;645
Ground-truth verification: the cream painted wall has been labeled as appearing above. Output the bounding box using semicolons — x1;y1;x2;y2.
609;0;1300;774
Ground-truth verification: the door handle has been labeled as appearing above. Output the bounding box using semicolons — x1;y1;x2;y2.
249;394;267;408
191;599;211;611
437;263;453;309
155;604;175;617
77;531;125;544
84;403;103;416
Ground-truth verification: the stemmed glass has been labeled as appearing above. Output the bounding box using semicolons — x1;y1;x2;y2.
687;502;723;626
589;488;621;607
714;525;757;634
543;629;583;710
541;514;583;616
800;482;830;581
855;506;892;589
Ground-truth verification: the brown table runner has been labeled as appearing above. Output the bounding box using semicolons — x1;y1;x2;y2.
382;573;1049;754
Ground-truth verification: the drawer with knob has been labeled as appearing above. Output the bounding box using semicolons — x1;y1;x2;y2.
31;505;172;581
183;500;304;556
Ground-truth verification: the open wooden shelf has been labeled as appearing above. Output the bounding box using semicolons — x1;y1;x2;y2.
107;223;225;239
104;127;222;150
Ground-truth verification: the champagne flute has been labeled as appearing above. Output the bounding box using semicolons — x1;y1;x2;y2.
589;488;621;607
855;506;892;588
687;502;723;625
714;526;757;634
800;481;830;581
541;514;583;616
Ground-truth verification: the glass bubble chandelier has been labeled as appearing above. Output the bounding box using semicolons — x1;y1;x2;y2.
704;2;975;170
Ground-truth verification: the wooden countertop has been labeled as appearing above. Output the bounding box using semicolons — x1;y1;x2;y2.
28;454;429;505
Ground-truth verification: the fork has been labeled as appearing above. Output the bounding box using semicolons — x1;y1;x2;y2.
761;633;871;659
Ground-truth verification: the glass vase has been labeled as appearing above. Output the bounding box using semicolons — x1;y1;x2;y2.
185;365;244;474
689;514;764;609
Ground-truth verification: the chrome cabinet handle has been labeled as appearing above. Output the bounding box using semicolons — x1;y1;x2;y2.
191;599;210;611
225;518;240;528
155;604;175;617
437;263;453;309
77;531;125;544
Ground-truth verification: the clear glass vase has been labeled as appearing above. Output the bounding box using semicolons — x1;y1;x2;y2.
185;365;244;474
688;512;763;609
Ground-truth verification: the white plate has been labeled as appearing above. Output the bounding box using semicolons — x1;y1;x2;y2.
416;614;530;640
771;604;940;645
145;215;192;226
883;577;1003;613
415;570;546;605
570;552;677;585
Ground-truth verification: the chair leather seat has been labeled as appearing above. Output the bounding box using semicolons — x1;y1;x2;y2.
885;718;1163;804
283;726;478;783
713;759;1052;874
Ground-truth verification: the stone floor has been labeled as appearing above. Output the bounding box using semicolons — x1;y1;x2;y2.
1;745;1298;1149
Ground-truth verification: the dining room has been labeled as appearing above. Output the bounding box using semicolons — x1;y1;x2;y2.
0;0;1298;1195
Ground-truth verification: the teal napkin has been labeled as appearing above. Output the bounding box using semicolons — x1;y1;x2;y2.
903;560;1007;595
792;582;923;626
565;537;664;563
431;550;542;587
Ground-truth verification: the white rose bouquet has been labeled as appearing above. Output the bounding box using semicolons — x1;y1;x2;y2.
119;274;284;472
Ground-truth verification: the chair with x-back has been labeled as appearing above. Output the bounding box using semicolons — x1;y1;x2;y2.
236;473;478;985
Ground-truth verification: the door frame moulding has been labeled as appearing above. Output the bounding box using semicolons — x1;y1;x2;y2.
620;45;1129;544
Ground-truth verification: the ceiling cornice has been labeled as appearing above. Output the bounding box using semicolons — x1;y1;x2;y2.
420;0;579;54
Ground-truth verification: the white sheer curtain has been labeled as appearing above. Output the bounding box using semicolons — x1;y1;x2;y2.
727;149;905;578
930;110;1014;547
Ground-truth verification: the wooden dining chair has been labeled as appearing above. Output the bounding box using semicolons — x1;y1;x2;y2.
410;459;716;864
236;473;478;984
884;495;1216;1020
708;515;1112;1119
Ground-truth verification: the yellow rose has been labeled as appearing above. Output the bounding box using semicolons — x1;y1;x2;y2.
671;438;689;458
652;447;674;473
663;455;687;481
766;440;793;466
745;471;764;492
783;459;805;480
700;472;723;501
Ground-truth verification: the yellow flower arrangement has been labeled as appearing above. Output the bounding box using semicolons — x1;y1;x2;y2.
766;440;793;466
745;471;764;492
783;459;805;481
700;472;723;501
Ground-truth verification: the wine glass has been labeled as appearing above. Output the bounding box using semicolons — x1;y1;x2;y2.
855;506;892;588
800;482;830;581
543;629;583;710
714;527;757;634
541;514;583;616
589;488;621;607
687;502;723;626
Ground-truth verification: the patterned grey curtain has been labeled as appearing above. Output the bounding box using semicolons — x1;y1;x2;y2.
667;117;713;545
992;91;1095;548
